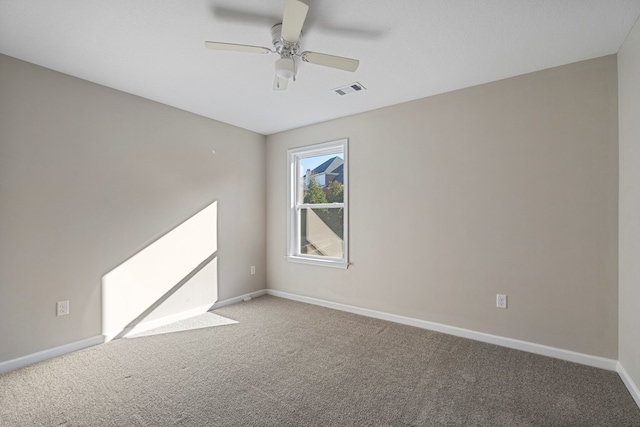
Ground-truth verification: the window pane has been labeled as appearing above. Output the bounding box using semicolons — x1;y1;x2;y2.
301;154;344;204
300;208;344;258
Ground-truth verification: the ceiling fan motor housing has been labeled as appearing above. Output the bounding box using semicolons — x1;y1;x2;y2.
271;23;300;58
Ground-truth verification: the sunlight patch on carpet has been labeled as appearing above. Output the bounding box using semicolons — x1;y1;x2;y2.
126;312;238;338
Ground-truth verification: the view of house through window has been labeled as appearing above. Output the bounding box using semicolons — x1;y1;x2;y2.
301;154;344;256
288;139;348;268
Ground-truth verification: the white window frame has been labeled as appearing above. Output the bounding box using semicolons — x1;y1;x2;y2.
287;139;349;269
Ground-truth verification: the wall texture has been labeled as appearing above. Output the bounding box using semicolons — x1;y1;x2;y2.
266;56;619;358
618;18;640;397
0;55;266;363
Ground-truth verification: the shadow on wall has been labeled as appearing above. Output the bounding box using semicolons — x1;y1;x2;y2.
102;201;219;341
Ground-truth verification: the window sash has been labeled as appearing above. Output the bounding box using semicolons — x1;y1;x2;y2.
287;139;348;268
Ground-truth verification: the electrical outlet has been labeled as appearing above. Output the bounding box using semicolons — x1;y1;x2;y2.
496;294;507;309
250;266;256;275
57;300;70;316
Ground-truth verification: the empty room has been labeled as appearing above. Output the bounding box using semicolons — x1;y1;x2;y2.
1;0;640;425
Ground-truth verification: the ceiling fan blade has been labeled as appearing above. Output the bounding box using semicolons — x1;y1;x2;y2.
204;41;271;54
273;75;289;91
281;0;308;43
300;51;360;72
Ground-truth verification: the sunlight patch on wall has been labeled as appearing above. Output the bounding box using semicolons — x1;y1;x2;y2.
102;201;218;340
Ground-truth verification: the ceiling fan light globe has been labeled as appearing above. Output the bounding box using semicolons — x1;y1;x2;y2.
275;58;295;80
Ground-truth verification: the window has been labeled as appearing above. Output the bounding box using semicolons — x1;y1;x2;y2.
288;139;348;268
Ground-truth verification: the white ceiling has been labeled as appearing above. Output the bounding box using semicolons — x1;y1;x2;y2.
1;1;640;135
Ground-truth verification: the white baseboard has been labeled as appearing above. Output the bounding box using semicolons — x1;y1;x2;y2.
103;303;215;342
617;362;640;409
266;289;618;372
210;289;268;310
0;335;104;374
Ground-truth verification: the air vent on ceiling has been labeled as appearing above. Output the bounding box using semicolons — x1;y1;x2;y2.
333;82;366;96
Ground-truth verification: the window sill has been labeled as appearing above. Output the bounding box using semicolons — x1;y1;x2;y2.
286;255;349;269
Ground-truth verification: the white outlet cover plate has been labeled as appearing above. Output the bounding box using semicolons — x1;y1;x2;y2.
57;300;70;316
496;294;507;309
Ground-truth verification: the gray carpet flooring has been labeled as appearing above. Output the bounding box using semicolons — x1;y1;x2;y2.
1;295;638;426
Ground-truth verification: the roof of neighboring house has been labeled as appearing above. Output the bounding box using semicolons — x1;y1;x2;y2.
305;156;344;185
311;157;343;175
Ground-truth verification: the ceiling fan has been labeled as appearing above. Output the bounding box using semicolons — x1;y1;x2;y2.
204;0;360;90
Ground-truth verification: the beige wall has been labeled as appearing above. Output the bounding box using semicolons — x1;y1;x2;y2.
0;55;266;363
266;56;619;358
0;50;624;366
618;18;640;394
